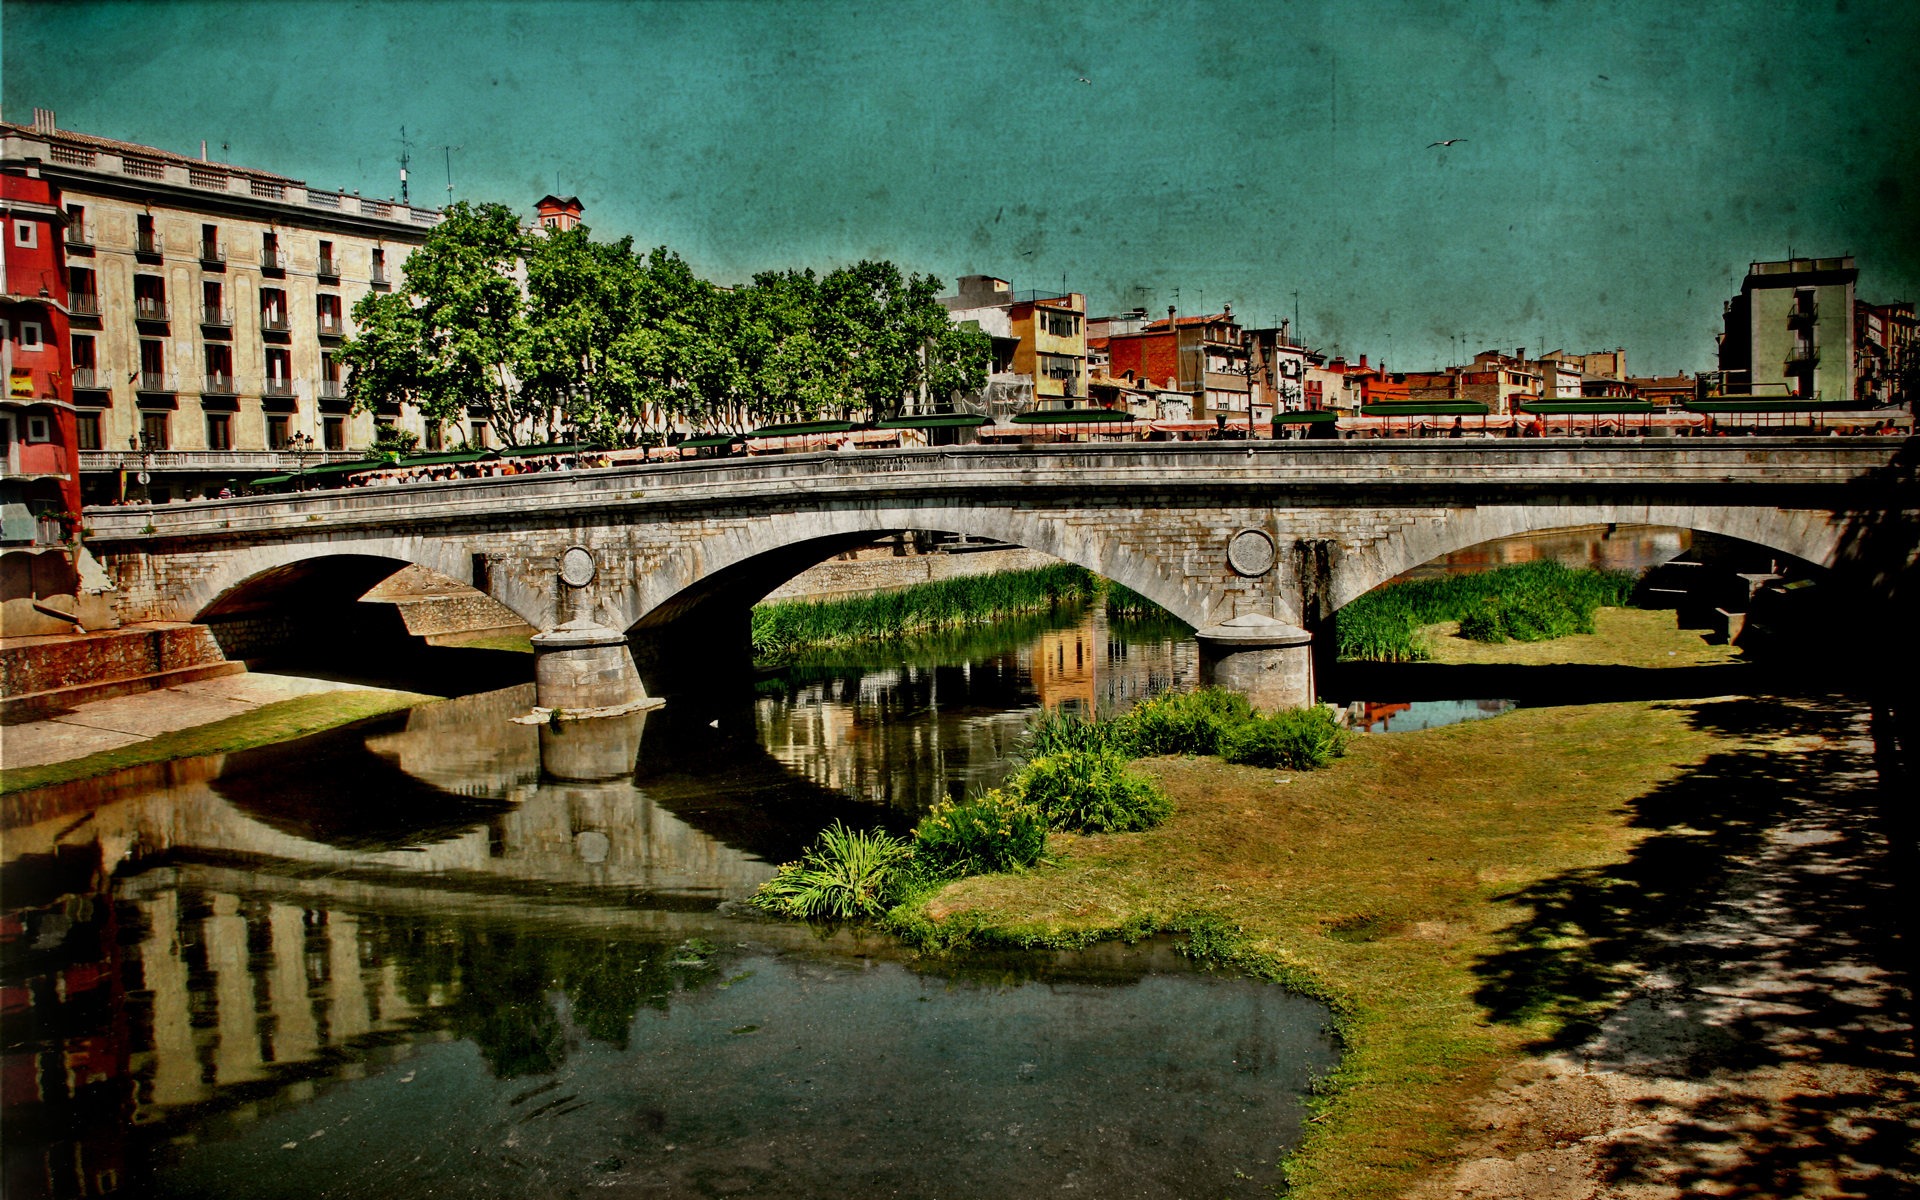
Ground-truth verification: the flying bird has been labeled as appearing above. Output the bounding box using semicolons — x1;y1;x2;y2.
1076;76;1092;84
1428;138;1466;148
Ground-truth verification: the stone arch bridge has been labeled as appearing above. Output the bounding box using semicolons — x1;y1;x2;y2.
82;439;1917;710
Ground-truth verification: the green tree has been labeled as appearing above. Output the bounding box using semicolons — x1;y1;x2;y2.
342;201;530;446
520;225;651;446
817;262;988;421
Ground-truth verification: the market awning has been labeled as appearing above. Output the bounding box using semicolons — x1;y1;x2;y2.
1519;401;1656;415
249;474;294;487
745;420;858;438
677;434;740;450
497;442;584;458
1009;408;1135;424
873;413;991;430
1272;410;1339;424
1684;399;1866;414
1359;402;1491;417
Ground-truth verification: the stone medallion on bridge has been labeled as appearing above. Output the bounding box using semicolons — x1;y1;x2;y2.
1227;529;1277;577
559;546;598;588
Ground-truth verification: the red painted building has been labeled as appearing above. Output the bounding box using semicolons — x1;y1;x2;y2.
2;167;80;539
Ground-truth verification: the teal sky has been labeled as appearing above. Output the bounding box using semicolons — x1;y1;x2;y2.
5;0;1916;373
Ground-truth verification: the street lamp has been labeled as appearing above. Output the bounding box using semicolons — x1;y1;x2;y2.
289;431;315;491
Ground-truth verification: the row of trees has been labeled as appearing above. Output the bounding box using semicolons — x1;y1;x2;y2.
340;202;991;448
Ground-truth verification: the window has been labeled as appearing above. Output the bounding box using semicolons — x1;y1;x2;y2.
133;274;167;321
316;293;343;333
205;413;232;450
64;203;87;243
323;416;345;450
141;411;170;449
136;214;157;254
27;415;51;442
261;287;289;330
1044;310;1080;338
140;340;165;372
266;414;290;450
204;344;233;389
424;421;443;452
16;321;42;349
203;280;227;325
261;230;283;270
76;413;101;450
318;239;337;276
200;223;222;262
71;334;96;370
14;219;37;248
371;247;388;285
68;266;97;314
469;420;487;449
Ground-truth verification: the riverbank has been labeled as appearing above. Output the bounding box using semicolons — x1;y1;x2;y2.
751;563;1098;659
898;616;1912;1198
0;675;432;795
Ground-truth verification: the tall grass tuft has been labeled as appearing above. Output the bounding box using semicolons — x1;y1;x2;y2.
1010;748;1173;833
750;822;916;921
1219;706;1351;770
1114;688;1255;757
1335;560;1640;660
752;564;1098;660
912;789;1049;878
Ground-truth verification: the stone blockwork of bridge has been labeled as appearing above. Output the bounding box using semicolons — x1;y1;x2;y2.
80;439;1918;709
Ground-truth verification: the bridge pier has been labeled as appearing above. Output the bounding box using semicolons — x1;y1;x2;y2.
529;619;662;719
1195;613;1316;712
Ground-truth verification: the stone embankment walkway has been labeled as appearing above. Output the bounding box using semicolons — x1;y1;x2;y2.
1;673;405;770
1412;698;1916;1199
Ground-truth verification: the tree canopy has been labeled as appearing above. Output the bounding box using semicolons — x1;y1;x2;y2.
341;202;989;448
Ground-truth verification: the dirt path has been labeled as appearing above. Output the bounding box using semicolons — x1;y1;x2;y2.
1412;699;1917;1198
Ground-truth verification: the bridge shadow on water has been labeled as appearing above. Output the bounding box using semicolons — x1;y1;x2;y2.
1466;691;1917;1195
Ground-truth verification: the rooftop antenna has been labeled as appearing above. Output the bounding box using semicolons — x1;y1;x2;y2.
442;145;462;201
398;126;413;205
1291;289;1300;339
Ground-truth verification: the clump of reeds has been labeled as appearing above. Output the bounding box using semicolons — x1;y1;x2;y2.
1334;560;1640;661
751;564;1098;659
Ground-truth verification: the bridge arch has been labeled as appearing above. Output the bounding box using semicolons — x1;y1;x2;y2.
1333;503;1849;611
184;537;546;633
616;502;1209;635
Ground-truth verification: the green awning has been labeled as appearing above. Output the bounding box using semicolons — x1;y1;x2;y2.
392;450;494;467
1684;398;1860;414
1519;401;1656;415
1360;402;1491;417
1272;410;1339;424
300;459;386;477
249;474;294;487
745;420;858;438
874;413;991;430
677;434;740;450
497;442;583;458
1009;408;1134;424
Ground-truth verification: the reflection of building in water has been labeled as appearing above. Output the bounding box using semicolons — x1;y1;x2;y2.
1030;624;1098;714
756;614;1199;813
1390;524;1691;584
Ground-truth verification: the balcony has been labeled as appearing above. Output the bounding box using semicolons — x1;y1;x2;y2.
369;269;391;291
1785;345;1820;367
202;374;237;396
262;378;296;398
316;316;346;338
317;255;340;280
316;379;347;401
69;293;100;318
65;224;92;248
71;368;107;390
136;371;178;394
201;305;232;328
135;231;160;256
134;298;170;323
200;241;226;267
261;246;287;272
260;311;292;334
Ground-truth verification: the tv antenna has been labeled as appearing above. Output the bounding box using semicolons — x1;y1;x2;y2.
398;126;413;205
442;145;463;201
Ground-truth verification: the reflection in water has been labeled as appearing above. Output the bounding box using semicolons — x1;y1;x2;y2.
4;602;1322;1199
1345;698;1517;733
1392;522;1690;582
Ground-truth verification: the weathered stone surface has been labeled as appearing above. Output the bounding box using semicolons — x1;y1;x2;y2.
1196;614;1316;712
73;441;1917;663
529;619;657;715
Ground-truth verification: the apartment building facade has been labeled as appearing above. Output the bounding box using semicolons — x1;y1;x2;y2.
1;109;441;502
942;275;1089;410
1716;256;1856;403
1104;307;1254;419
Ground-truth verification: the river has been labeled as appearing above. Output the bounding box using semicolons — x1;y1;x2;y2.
2;606;1334;1200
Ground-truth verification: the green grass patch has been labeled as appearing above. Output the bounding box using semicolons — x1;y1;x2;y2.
1218;705;1350;770
912;789;1050;878
905;698;1732;1199
1;688;434;795
752;564;1099;660
1335;560;1639;661
1012;748;1173;833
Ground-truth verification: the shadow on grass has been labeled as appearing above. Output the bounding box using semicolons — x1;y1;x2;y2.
1468;692;1917;1194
